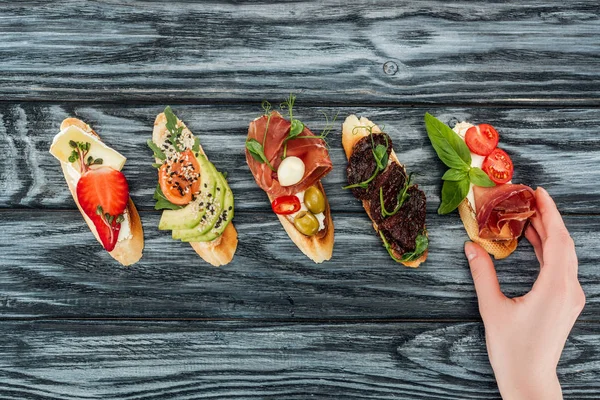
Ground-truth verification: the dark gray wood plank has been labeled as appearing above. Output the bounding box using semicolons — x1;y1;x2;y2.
1;1;599;104
1;211;598;320
1;103;599;213
0;320;598;399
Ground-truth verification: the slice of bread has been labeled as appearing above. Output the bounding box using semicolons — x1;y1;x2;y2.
268;180;334;264
342;115;428;268
59;118;144;266
152;112;238;266
458;198;517;259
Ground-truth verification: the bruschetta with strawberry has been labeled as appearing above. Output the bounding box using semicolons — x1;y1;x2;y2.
424;113;537;259
49;118;144;266
149;107;238;266
245;96;334;263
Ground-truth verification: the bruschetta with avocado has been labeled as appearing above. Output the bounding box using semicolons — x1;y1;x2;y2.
148;107;237;266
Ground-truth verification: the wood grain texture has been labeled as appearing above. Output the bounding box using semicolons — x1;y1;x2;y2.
1;210;598;320
1;103;599;213
0;320;598;399
1;1;599;104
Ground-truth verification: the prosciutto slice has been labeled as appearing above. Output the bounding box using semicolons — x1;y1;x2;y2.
473;184;537;240
246;111;332;197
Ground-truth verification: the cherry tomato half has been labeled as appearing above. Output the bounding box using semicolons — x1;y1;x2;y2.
482;148;514;184
465;124;499;156
271;195;301;215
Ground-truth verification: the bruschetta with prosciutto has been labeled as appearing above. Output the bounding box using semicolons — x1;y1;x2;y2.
245;96;334;263
424;113;537;259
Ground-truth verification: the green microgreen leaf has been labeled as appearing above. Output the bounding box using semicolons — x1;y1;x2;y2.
289;119;304;138
116;214;125;224
192;137;200;153
245;139;275;171
87;156;93;165
469;167;496;187
380;173;413;217
69;140;77;148
93;158;103;165
164;106;183;152
378;231;404;263
147;139;166;161
96;205;103;216
152;184;183;211
400;232;429;262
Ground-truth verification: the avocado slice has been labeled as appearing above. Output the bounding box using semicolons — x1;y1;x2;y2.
172;163;227;240
179;173;234;242
157;154;217;230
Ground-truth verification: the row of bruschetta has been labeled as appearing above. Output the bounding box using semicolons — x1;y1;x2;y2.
50;97;537;267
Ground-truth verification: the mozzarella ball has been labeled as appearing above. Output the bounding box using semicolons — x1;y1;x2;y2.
277;156;305;187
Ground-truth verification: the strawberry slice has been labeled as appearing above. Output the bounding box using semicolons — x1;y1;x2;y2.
76;167;129;251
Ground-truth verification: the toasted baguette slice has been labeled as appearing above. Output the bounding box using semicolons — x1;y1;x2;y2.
342;115;427;268
268;180;334;264
58;118;144;266
458;199;517;259
152;112;238;266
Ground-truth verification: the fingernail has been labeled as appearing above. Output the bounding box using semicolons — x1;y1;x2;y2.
464;241;477;261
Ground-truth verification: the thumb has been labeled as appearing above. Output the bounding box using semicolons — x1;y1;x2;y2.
465;241;505;313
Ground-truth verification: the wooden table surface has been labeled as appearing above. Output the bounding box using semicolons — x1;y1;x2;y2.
1;1;599;399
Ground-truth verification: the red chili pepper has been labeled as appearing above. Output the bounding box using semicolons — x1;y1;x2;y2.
271;195;301;215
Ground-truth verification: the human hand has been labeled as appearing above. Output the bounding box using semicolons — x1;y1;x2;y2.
465;187;585;400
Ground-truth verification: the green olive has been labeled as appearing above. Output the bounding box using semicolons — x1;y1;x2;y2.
294;211;319;236
304;186;325;214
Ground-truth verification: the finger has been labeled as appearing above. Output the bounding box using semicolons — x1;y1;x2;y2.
535;187;568;241
535;187;577;271
525;225;543;265
465;241;506;313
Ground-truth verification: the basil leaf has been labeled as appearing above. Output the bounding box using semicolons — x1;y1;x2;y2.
469;167;496;187
424;113;471;170
438;178;470;215
147;139;166;161
401;233;429;262
153;184;183;211
441;168;468;181
289;119;304;138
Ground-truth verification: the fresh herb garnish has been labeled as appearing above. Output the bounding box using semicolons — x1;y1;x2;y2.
164;106;184;153
380;173;413;217
400;232;429;262
342;126;389;190
192;137;200;153
246;139;275;171
68;141;103;171
424;113;495;214
379;230;428;263
281;94;305;158
152;184;183;211
147;139;166;161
